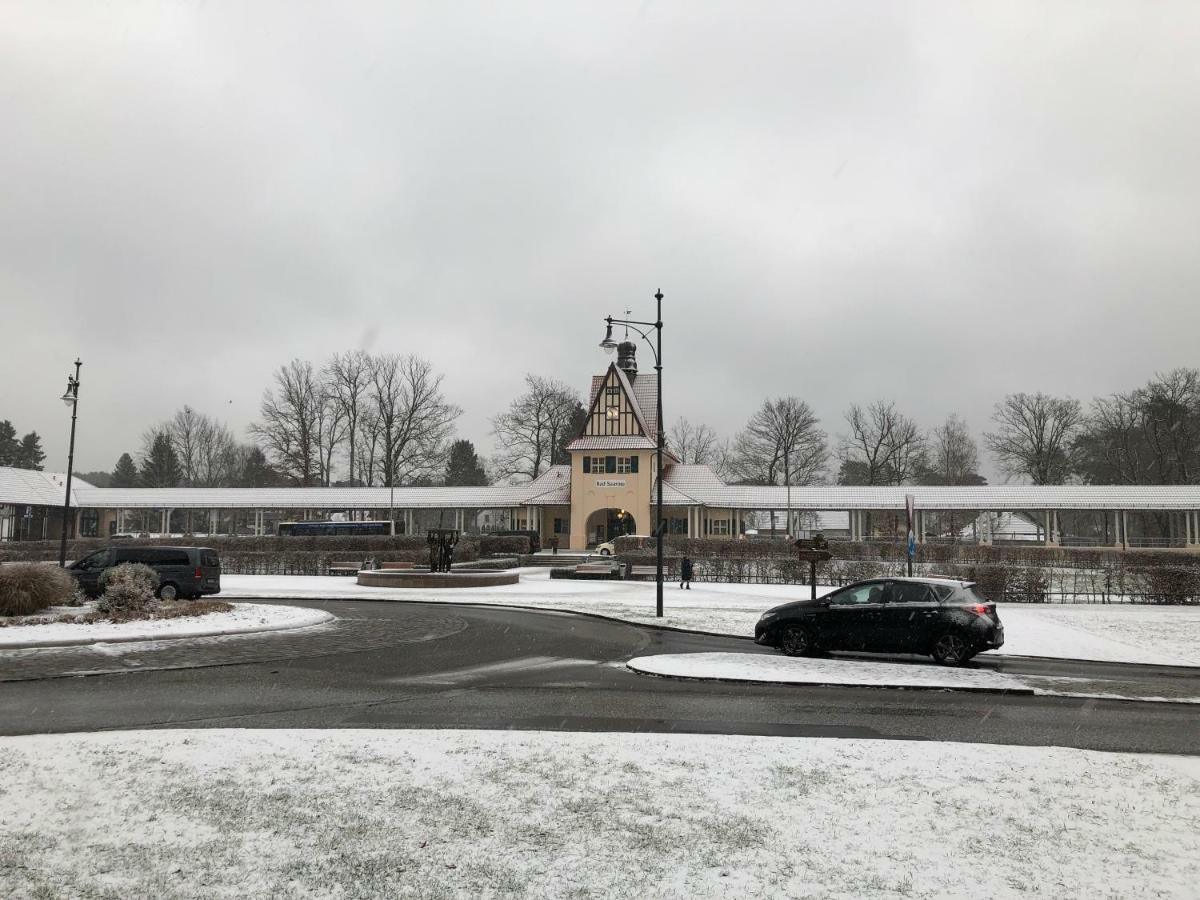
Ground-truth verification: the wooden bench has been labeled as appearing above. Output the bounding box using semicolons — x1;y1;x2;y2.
380;561;416;570
575;562;620;575
326;560;367;576
628;564;675;579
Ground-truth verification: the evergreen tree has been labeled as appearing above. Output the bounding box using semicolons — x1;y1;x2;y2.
0;420;17;466
14;432;45;470
140;432;182;487
444;439;488;486
235;446;282;487
111;453;140;487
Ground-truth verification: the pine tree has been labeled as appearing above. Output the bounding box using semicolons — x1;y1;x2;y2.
111;453;140;487
14;432;45;470
140;433;182;487
0;420;18;466
444;439;488;486
236;446;281;487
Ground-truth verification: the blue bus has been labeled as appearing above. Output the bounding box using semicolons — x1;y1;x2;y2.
277;520;392;537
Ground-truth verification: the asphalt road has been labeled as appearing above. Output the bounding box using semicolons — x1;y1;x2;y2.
1;599;1197;755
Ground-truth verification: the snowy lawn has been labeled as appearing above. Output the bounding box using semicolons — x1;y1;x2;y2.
0;603;332;649
629;651;1032;693
1;730;1196;900
221;571;1200;666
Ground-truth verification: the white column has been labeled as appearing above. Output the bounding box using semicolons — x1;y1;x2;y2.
1044;511;1052;546
1122;510;1129;550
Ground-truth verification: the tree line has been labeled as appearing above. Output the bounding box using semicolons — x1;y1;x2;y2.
0;421;45;471
53;361;1200;493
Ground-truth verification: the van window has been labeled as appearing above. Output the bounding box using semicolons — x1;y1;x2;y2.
201;551;219;567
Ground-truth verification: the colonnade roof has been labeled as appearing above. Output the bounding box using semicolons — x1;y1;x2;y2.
4;466;1200;512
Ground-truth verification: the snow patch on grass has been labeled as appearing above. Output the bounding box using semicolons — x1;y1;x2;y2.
0;602;332;648
0;729;1196;899
628;651;1031;692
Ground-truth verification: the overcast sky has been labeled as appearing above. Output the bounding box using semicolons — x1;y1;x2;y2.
2;2;1198;479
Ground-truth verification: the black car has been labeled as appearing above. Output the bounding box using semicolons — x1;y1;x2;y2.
754;577;1004;666
68;546;222;601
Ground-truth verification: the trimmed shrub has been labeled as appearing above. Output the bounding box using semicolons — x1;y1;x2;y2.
97;563;160;614
479;535;531;556
0;563;78;616
1129;566;1200;605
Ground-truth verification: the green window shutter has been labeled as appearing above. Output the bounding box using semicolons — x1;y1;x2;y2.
605;456;616;474
629;456;639;474
583;457;591;473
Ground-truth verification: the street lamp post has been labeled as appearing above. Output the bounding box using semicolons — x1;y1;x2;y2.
600;290;665;618
58;358;82;568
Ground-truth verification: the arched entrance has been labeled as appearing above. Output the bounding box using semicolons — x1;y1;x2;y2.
585;508;636;546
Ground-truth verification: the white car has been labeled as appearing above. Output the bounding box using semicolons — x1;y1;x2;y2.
594;541;616;556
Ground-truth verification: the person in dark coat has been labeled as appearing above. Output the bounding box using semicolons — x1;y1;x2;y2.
680;556;693;590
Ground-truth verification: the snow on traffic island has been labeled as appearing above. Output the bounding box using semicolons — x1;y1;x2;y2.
0;729;1195;899
220;571;1200;667
628;651;1034;693
0;603;333;649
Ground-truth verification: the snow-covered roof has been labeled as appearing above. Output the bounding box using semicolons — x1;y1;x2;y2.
0;469;92;508
566;435;658;451
72;483;539;510
660;481;1200;511
521;465;572;505
3;464;1199;513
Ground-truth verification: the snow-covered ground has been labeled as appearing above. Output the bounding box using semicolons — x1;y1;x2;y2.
1;729;1195;900
0;603;332;649
221;571;1200;666
629;651;1031;692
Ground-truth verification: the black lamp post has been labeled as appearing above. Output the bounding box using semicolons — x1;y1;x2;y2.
600;290;665;618
58;358;82;567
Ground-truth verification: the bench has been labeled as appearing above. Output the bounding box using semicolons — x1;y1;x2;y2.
325;560;369;576
628;564;675;579
380;561;416;570
576;563;617;574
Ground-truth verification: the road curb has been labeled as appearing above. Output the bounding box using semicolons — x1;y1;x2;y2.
625;661;1038;696
223;593;759;641
0;606;336;651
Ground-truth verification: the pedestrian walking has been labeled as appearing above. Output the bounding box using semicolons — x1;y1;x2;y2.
680;556;693;590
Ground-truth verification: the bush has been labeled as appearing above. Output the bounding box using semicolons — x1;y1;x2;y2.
479;534;531;555
1130;566;1200;605
97;563;160;614
0;563;78;616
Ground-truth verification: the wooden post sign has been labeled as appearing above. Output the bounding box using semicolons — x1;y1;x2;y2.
794;533;834;600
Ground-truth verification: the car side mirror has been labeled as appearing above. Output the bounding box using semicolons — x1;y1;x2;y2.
819;598;831;607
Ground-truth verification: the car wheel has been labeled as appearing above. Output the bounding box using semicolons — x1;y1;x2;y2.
931;631;970;666
599;548;611;556
157;582;179;602
779;625;814;657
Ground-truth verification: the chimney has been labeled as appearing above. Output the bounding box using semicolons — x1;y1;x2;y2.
616;341;638;376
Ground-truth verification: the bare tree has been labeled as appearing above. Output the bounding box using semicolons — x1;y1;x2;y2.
837;400;926;486
491;375;583;482
314;388;348;487
669;417;720;466
355;408;381;487
250;359;323;485
325;350;373;485
727;397;827;534
985;392;1083;484
926;414;982;485
368;354;461;486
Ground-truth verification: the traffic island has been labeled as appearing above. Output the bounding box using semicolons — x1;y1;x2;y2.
355;570;520;589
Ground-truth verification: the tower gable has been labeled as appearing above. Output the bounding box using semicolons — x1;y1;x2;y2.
583;365;647;439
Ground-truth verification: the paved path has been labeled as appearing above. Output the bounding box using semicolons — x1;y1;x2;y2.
1;599;1196;755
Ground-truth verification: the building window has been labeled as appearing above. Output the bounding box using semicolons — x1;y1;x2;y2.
616;457;631;474
709;519;730;536
668;517;688;534
553;517;565;534
590;456;605;473
79;509;99;538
